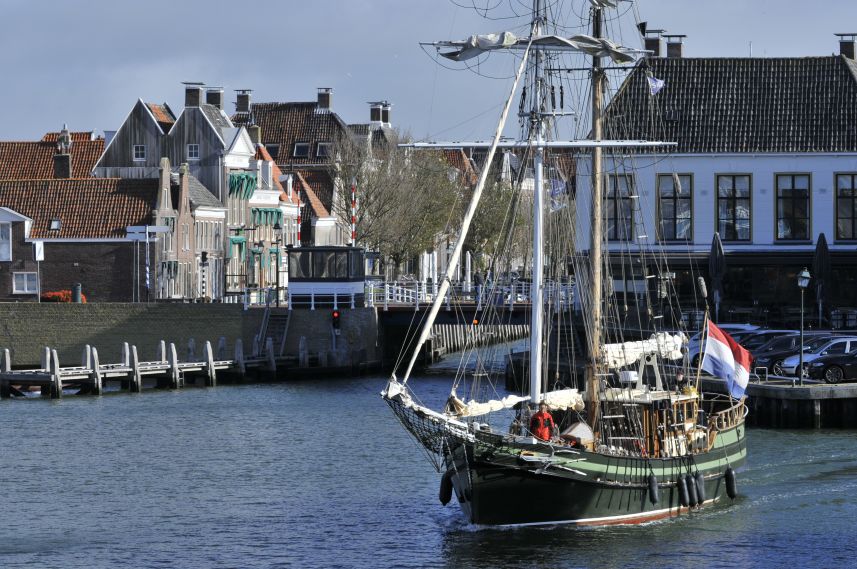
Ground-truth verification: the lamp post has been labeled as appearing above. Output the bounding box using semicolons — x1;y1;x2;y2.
273;222;282;308
797;267;811;386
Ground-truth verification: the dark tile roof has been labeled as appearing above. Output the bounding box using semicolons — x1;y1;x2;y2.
604;55;857;153
295;169;334;213
146;103;177;133
0;139;105;179
201;104;234;137
232;102;349;166
185;174;224;209
294;171;329;218
41;131;98;142
0;178;156;238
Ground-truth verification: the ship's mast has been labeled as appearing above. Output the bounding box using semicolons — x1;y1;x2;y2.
587;6;605;429
529;0;546;406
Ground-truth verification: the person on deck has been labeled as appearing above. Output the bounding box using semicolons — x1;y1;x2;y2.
529;402;556;441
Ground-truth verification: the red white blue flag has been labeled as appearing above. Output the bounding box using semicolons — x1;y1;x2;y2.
701;321;752;398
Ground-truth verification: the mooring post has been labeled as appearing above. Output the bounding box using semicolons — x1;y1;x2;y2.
168;343;180;389
158;340;167;363
50;349;62;399
234;339;246;377
252;334;261;358
2;348;10;372
129;345;142;393
187;338;196;362
266;337;276;374
122;342;130;367
82;344;92;369
217;337;227;360
91;347;103;396
205;341;217;387
41;346;50;371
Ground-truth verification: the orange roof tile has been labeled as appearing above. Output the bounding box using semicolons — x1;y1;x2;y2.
146;103;176;133
294;171;329;218
0;178;157;238
41;131;97;142
256;145;299;206
0;139;104;180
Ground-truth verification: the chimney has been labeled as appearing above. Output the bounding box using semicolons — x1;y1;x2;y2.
317;87;332;111
284;173;294;199
183;82;204;107
369;101;384;129
235;89;252;114
178;163;190;214
249;125;261;144
206;87;224;109
381;101;391;126
664;35;685;58
53;124;72;178
644;29;664;57
156;157;172;212
836;33;857;59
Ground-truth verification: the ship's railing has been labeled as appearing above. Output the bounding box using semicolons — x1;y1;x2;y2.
707;397;746;431
364;279;574;310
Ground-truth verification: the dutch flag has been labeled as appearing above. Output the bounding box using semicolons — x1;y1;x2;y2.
701;321;753;399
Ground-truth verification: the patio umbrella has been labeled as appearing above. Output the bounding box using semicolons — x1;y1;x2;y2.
813;232;832;327
708;232;726;322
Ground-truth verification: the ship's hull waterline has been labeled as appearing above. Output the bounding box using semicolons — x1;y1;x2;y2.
446;422;747;526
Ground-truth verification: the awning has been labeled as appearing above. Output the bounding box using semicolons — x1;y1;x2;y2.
228;172;257;200
251;207;283;227
227;235;246;259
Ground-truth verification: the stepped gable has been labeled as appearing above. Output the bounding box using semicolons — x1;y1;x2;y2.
604;55;857;153
0;137;104;179
232;101;349;166
0;178;156;238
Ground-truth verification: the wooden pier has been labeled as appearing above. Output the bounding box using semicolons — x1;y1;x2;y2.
699;375;857;428
0;337;287;399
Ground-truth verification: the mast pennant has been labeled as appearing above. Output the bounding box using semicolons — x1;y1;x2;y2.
438;33;638;63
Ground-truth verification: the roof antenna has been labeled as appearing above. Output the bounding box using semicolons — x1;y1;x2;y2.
749;41;753;57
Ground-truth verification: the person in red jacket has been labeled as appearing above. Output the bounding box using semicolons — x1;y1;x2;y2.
529;402;556;441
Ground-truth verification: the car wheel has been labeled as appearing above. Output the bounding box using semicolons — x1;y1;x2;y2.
824;366;844;384
800;364;809;379
772;360;784;376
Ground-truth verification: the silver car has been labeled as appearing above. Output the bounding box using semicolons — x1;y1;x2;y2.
781;337;857;376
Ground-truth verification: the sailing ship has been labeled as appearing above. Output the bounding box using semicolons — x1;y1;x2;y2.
383;0;747;526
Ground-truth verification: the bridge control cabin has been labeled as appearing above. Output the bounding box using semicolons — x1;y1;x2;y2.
287;246;365;307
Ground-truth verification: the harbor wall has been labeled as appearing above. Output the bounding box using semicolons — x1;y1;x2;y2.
0;303;247;366
281;307;380;367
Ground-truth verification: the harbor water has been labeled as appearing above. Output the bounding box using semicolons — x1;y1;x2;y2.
1;373;856;568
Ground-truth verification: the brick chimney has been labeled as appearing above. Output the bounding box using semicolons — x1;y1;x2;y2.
248;125;261;144
317;88;332;111
664;35;686;58
156;157;173;213
369;101;384;129
836;33;857;59
235;89;252;114
206;87;224;109
53;124;72;179
381;101;391;127
184;82;204;107
644;29;664;57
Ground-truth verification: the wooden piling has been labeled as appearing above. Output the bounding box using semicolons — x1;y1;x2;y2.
50;349;62;399
234;339;246;377
217;337;227;360
266;337;276;374
168;343;181;389
91;347;103;395
204;341;217;387
187;338;196;361
129;345;142;393
158;340;167;363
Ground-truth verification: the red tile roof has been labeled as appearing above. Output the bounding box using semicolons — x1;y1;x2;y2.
0;178;157;238
443;149;478;186
146;103;177;133
41;131;98;142
294;171;329;218
256;144;299;205
232;102;349;167
0;139;104;180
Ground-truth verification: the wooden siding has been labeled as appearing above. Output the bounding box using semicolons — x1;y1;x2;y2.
166;108;226;202
94;101;165;174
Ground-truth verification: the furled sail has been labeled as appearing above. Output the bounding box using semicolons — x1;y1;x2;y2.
440;33;637;64
602;333;686;369
444;388;584;417
542;388;586;412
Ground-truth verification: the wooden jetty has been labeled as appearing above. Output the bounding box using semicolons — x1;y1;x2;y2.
0;337;282;399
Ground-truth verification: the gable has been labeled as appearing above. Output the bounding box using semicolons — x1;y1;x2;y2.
95;99;164;168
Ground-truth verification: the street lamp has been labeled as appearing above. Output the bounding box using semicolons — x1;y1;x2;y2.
797;267;811;386
273;222;283;307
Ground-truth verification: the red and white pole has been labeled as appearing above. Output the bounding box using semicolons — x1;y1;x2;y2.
296;182;302;245
350;178;357;246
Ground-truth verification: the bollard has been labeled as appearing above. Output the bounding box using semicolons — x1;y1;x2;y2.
72;283;82;304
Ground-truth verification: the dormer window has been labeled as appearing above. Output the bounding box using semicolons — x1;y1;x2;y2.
49;219;61;231
293;142;310;158
316;142;331;158
266;144;280;159
133;145;146;161
187;144;200;160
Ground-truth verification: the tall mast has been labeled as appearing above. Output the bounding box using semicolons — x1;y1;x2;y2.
587;6;604;428
529;0;545;405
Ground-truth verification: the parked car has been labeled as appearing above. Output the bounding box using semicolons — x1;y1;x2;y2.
739;330;798;353
781;337;857;376
753;333;836;375
807;350;857;383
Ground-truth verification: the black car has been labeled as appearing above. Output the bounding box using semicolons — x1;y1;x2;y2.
807;350;857;383
740;330;798;353
753;334;839;375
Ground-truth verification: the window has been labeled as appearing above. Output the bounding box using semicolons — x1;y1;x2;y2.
316;142;331;158
49;219;61;231
293;142;310;158
776;174;810;240
717;174;751;241
657;173;692;241
266;144;280;159
605;174;634;241
133;145;146;161
187;144;200;160
12;272;38;294
836;173;857;240
0;222;10;261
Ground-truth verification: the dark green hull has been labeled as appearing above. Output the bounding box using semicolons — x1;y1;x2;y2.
447;422;747;526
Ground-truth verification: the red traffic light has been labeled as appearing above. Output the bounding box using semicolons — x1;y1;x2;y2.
332;310;340;318
332;310;341;329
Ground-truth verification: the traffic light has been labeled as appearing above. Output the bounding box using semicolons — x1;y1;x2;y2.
332;310;341;330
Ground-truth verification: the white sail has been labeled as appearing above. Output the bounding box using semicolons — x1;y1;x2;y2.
439;33;637;63
602;333;686;369
444;388;584;417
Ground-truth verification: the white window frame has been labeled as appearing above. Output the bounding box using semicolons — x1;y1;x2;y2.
133;145;146;161
0;222;11;262
187;143;200;160
316;142;331;158
293;142;310;158
12;272;38;294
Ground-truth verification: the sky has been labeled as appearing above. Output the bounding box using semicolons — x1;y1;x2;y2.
3;0;857;142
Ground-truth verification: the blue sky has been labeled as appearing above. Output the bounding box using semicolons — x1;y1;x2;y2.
2;0;856;141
